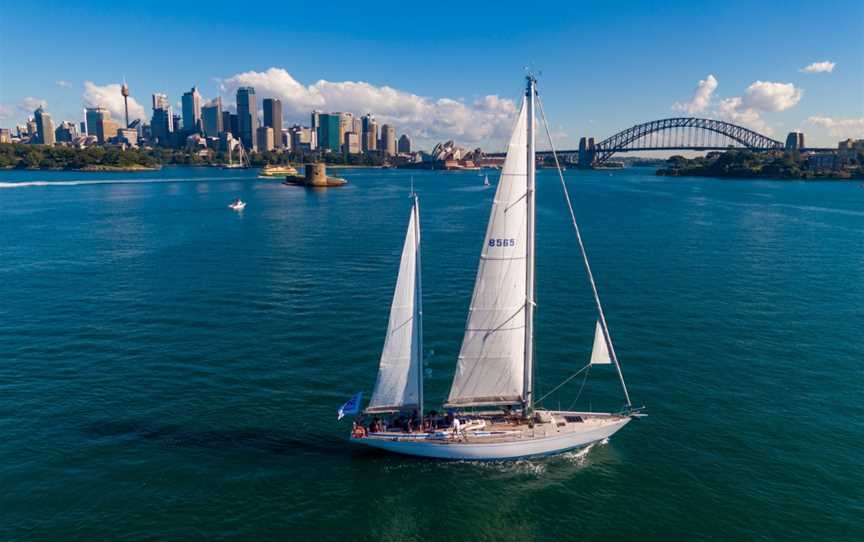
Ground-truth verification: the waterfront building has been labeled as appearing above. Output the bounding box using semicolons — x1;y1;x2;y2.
263;98;283;149
0;128;11;143
289;125;313;152
317;113;341;153
398;134;411;154
344;131;361;154
202;98;223;137
362;113;377;151
181;86;202;133
117;128;138;147
34;107;55;145
55;121;78;142
26;119;38;138
79;121;86;135
807;152;839;171
236;87;257;151
256;126;274;152
380;124;396;156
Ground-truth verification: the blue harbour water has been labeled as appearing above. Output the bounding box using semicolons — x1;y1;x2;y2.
1;166;862;541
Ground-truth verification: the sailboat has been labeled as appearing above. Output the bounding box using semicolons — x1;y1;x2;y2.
349;76;640;460
483;174;491;186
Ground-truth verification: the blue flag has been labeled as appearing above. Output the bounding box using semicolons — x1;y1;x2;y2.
338;392;363;420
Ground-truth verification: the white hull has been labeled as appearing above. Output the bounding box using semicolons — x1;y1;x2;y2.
351;413;630;460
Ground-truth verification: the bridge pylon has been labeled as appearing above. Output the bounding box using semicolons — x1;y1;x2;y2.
577;137;596;169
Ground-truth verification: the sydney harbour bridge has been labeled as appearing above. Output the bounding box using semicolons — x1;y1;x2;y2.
494;117;827;168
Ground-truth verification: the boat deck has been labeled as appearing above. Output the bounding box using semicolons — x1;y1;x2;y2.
362;411;626;445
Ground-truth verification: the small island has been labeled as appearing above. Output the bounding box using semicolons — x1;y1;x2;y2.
656;149;864;180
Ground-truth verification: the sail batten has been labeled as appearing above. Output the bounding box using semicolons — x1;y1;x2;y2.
367;201;422;413
446;100;529;408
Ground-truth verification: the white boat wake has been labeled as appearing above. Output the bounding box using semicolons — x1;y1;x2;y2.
0;176;251;189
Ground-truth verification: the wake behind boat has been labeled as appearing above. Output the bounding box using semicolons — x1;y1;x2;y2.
228;198;246;211
342;76;641;461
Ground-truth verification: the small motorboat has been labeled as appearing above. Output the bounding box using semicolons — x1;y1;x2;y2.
228;199;246;211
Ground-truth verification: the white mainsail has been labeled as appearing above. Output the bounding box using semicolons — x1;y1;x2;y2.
367;200;422;413
589;321;612;364
446;100;529;407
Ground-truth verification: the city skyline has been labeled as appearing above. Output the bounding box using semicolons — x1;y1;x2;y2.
1;0;862;148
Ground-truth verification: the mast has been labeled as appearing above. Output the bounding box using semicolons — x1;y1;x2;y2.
523;75;536;411
413;194;424;418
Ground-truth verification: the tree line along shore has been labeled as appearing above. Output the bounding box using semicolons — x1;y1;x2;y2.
0;143;390;171
656;149;864;180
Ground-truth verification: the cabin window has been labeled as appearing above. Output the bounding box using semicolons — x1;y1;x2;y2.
564;416;583;423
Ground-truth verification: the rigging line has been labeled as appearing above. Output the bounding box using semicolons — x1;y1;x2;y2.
567;364;592;411
535;93;632;408
536;362;591;405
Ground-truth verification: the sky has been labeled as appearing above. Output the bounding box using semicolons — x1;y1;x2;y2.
1;0;862;149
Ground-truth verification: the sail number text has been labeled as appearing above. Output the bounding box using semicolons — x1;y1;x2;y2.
489;238;516;247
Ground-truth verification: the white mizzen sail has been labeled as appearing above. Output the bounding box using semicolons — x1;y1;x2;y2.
367;199;422;413
590;321;612;365
446;100;529;407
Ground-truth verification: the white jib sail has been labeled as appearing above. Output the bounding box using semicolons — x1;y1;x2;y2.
447;99;528;407
590;321;612;365
367;202;421;413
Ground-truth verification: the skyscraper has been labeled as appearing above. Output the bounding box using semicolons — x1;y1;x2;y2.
336;112;353;152
317;113;341;153
262;98;283;149
34;107;55;145
256;126;274;152
85;107;113;143
181;86;202;133
344;132;361;154
150;93;173;146
202;97;223;137
236;87;257;151
380;124;396;156
362;114;377;152
398;134;411;154
310;110;321;150
55;121;78;142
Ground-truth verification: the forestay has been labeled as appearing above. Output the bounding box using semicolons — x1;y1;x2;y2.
446;100;529;407
367;201;422;413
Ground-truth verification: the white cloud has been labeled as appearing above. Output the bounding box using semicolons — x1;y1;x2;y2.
221;67;517;146
673;74;718;114
18;96;47;114
56;80;71;88
799;61;835;74
716;96;771;134
742;81;803;112
82;81;146;122
805;116;864;138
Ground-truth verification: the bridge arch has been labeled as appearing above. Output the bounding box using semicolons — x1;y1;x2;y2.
587;117;784;166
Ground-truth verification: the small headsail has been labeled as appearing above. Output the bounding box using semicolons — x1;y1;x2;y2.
590;321;612;365
366;201;422;413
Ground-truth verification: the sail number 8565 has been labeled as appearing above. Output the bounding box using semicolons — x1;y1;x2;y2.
489;238;516;247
